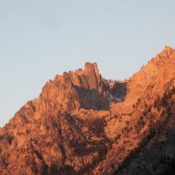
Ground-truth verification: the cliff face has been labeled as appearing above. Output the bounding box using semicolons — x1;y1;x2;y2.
1;47;175;175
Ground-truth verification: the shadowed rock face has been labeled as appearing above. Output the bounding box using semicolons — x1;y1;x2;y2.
1;47;175;175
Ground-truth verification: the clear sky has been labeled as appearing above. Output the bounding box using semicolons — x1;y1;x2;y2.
1;0;175;127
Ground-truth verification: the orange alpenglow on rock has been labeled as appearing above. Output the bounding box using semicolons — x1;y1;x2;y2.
1;46;175;175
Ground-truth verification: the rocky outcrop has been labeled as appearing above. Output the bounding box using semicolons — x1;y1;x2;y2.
1;47;175;175
39;62;118;113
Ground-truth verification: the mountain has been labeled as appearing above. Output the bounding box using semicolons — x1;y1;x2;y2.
1;46;175;175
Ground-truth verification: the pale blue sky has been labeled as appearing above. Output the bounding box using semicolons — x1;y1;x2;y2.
1;0;175;126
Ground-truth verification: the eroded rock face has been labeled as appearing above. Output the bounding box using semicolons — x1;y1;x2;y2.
1;47;175;175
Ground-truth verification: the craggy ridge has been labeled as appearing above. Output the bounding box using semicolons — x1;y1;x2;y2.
1;46;175;175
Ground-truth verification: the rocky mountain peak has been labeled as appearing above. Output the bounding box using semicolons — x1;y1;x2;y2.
72;62;102;91
39;62;118;113
1;47;175;175
84;62;99;73
84;62;101;90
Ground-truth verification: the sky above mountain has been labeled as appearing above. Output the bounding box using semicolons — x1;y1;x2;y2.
1;0;175;126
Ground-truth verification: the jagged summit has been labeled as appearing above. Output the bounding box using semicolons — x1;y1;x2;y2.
1;47;175;175
39;62;119;113
84;62;99;73
83;62;101;90
72;62;102;91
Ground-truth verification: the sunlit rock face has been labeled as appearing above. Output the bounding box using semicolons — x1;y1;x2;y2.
1;47;175;175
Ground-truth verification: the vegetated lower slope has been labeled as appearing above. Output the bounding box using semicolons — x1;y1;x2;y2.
0;46;175;175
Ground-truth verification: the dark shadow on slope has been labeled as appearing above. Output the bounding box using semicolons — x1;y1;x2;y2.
116;126;175;175
74;81;127;111
111;81;127;102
